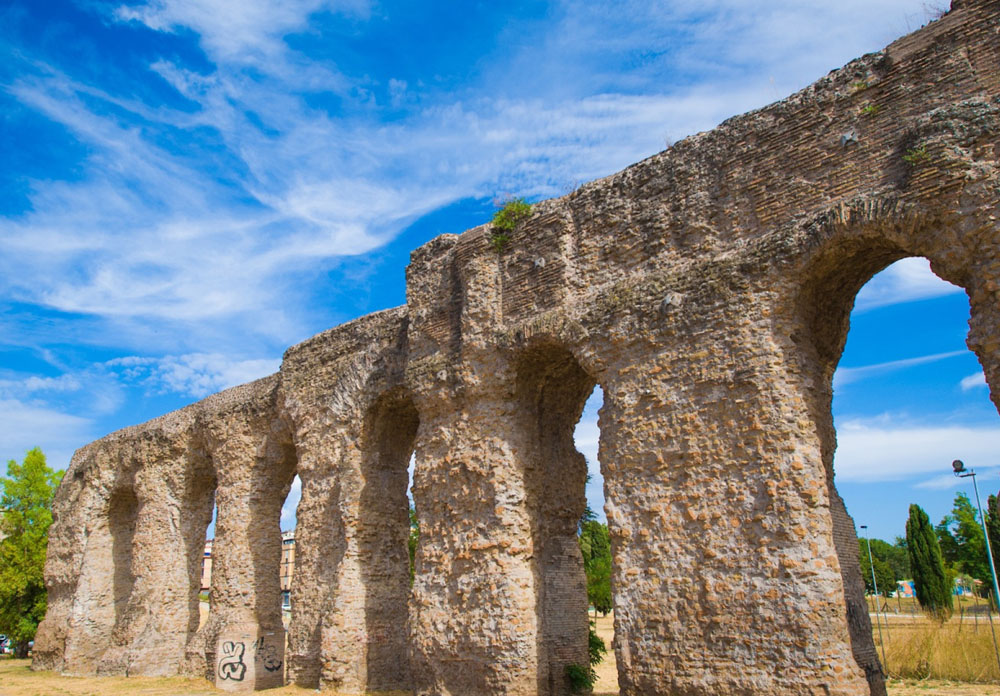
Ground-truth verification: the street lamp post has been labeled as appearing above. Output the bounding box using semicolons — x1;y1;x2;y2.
952;459;1000;674
860;524;888;674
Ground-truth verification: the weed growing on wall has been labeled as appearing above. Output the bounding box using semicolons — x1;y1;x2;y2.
903;144;931;165
489;197;532;252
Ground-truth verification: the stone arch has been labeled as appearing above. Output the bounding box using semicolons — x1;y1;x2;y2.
514;339;598;695
783;200;996;695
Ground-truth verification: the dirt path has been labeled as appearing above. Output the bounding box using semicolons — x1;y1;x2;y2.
4;650;999;696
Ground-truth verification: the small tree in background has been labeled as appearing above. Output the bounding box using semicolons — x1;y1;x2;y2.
906;503;952;621
987;492;1000;588
936;492;988;583
0;447;63;657
580;519;612;616
858;541;896;598
408;505;419;585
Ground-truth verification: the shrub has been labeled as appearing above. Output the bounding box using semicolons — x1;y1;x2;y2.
589;622;607;666
566;662;597;693
489;197;532;252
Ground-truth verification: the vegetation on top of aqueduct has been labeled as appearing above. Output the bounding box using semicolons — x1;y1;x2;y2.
489;197;532;252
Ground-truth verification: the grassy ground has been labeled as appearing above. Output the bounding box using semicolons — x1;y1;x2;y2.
4;610;999;696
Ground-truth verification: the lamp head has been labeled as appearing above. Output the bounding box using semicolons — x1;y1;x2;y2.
953;459;966;475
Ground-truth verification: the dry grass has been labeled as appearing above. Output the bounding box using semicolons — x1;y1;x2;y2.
876;614;1000;683
0;658;318;696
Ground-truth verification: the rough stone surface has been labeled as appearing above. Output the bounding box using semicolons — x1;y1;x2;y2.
34;2;1000;694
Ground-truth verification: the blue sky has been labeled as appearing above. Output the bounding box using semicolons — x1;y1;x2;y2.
3;0;994;544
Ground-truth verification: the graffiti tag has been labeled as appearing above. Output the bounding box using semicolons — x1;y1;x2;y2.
218;641;247;682
252;638;283;673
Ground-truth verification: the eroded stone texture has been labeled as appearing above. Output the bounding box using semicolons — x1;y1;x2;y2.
36;1;1000;693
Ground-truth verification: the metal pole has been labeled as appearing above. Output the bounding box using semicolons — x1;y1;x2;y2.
967;471;1000;676
861;525;887;675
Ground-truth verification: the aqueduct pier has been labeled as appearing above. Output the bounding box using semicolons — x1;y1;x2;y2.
34;1;1000;694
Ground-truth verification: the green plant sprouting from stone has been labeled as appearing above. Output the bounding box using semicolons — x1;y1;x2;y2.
903;143;931;166
861;104;881;116
489;197;533;252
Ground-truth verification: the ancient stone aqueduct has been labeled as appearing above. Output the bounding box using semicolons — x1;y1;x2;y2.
32;2;1000;694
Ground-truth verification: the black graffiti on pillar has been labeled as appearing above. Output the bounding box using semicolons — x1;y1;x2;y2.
218;641;247;682
253;638;283;673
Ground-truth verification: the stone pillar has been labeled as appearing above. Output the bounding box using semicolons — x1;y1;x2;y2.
280;308;415;693
287;396;416;694
283;430;341;688
408;385;541;696
33;442;135;675
97;434;214;677
966;252;1000;418
198;415;295;691
286;425;366;692
355;395;418;692
599;331;867;696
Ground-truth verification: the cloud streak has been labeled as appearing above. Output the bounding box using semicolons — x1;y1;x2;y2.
834;350;966;389
833;418;1000;483
854;257;964;312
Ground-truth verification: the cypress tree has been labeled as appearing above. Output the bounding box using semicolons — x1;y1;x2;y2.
905;503;952;621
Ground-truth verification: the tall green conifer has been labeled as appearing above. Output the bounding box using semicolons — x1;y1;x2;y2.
905;503;952;621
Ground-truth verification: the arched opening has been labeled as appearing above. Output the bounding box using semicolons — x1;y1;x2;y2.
831;257;1000;678
515;342;600;696
108;485;138;630
358;390;419;691
797;238;1000;691
279;478;299;620
181;453;215;667
573;385;614;692
200;503;217;629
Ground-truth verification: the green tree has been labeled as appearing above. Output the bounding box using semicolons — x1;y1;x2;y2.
579;519;612;616
870;537;910;581
987;492;1000;585
906;503;952;621
408;505;419;585
936;492;989;585
0;447;63;656
858;541;896;597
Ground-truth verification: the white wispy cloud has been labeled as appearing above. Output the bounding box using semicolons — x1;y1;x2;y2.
854;257;964;311
115;0;370;68
2;0;943;361
961;371;987;391
833;350;966;389
107;353;281;398
0;399;95;472
833;418;1000;483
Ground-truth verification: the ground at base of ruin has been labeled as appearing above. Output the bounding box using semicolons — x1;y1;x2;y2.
3;649;999;696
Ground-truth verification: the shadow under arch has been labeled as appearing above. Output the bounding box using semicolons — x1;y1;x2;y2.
792;225;981;696
358;387;420;692
514;339;600;696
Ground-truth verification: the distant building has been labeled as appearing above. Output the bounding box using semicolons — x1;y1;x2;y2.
281;530;296;609
200;531;296;608
896;579;914;598
201;539;213;593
